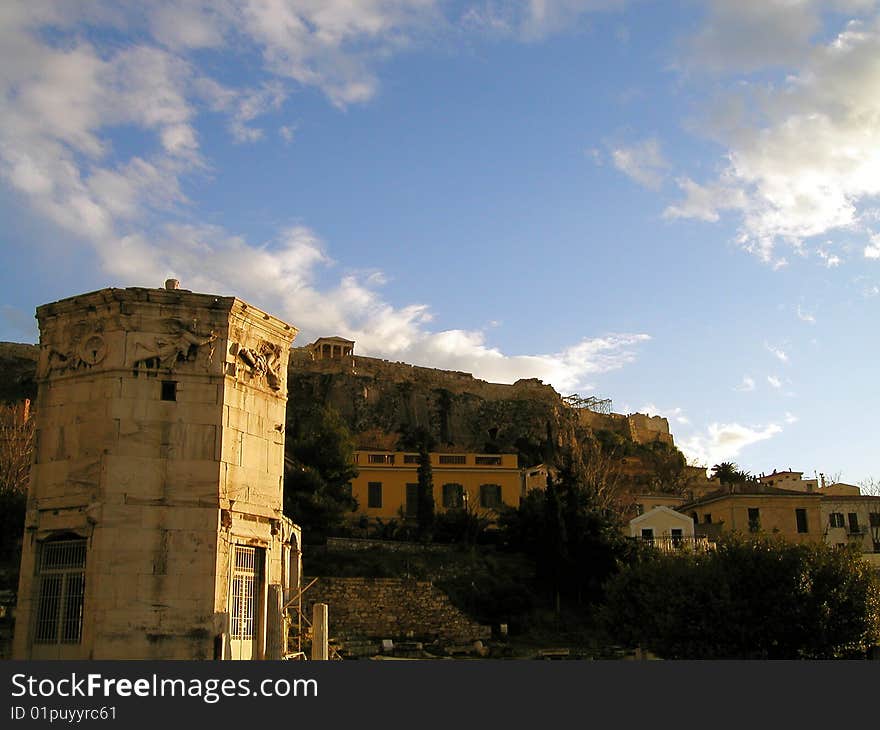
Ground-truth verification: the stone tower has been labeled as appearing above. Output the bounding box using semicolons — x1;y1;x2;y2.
13;283;300;660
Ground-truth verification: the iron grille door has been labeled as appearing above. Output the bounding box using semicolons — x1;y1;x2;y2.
231;546;257;641
34;539;86;645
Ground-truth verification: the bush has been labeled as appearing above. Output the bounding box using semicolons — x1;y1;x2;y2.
601;535;880;659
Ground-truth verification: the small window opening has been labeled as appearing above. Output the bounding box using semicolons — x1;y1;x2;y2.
161;381;177;401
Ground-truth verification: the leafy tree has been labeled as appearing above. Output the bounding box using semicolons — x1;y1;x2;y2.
416;439;435;541
601;535;880;659
283;404;358;543
710;461;754;486
432;500;492;546
0;400;33;563
499;457;638;609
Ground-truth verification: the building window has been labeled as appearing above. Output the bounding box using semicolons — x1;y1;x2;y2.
403;454;420;464
405;483;420;517
829;512;845;528
641;528;654;545
869;513;880;528
368;454;394;465
439;454;467;465
367;482;382;509
848;513;860;534
747;508;760;532
671;528;683;547
442;483;464;509
34;538;87;645
161;380;177;401
479;484;502;509
873;541;880;554
704;513;712;524
475;456;502;465
795;508;808;534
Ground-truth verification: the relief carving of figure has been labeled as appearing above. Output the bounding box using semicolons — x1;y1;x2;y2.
129;319;217;371
237;341;283;390
43;322;106;376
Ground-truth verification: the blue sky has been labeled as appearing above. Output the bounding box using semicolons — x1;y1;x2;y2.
2;1;879;484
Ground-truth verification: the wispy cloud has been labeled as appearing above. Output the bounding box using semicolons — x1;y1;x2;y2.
796;304;816;324
668;6;880;265
767;375;782;389
818;248;842;267
679;421;784;468
639;403;690;425
0;1;650;393
610;138;668;190
735;375;756;392
765;343;789;363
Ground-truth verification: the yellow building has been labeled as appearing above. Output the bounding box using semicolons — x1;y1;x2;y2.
819;489;880;560
350;451;522;521
681;485;823;545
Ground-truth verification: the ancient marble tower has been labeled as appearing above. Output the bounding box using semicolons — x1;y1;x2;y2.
13;282;300;660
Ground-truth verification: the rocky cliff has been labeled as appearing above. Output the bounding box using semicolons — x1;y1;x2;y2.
0;343;38;403
0;341;686;486
287;348;686;485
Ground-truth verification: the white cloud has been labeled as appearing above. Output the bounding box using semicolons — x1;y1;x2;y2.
684;0;822;73
639;403;689;424
765;343;789;363
796;304;816;323
0;2;651;395
610;138;668;190
767;375;782;389
735;376;756;392
784;412;799;424
461;1;629;41
679;421;783;468
670;9;880;264
864;233;880;258
818;248;843;267
279;125;296;143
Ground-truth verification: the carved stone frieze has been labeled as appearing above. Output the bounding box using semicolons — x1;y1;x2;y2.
42;319;107;376
234;341;284;391
128;318;217;371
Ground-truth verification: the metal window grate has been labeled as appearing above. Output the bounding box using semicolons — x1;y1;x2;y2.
439;454;467;465
231;546;257;641
34;539;86;645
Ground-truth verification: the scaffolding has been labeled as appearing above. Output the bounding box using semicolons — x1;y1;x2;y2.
562;394;612;414
282;578;342;660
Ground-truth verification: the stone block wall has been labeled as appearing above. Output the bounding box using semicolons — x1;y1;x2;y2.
324;537;455;554
304;576;491;643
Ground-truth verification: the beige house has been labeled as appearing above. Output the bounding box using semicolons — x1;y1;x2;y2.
629;506;702;552
819;488;880;564
13;282;301;660
681;485;823;545
756;469;819;492
522;463;557;495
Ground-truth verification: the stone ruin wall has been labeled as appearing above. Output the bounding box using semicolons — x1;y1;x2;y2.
303;576;491;643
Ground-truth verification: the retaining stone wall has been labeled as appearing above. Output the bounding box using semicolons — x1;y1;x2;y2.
304;576;491;643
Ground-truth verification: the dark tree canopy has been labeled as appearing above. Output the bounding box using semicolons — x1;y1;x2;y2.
283;404;358;543
498;459;639;607
602;535;880;659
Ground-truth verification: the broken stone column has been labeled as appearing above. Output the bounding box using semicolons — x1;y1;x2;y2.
312;603;329;660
